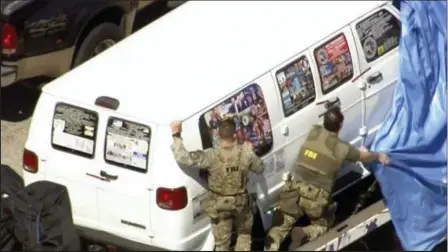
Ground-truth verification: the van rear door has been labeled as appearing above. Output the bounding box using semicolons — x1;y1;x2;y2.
45;102;102;226
94;112;156;241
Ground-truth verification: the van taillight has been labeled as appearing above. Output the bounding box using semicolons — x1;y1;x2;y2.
23;149;38;173
156;187;188;210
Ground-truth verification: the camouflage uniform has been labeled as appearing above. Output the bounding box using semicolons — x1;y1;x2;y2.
171;138;264;251
265;125;361;251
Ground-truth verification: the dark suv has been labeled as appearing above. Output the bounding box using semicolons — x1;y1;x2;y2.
0;0;183;88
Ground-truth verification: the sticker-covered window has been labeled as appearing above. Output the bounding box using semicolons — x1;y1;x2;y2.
104;118;151;172
198;84;273;157
52;103;98;158
356;9;400;63
275;56;316;117
314;34;354;94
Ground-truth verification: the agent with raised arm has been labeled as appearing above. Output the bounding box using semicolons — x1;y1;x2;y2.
170;117;264;251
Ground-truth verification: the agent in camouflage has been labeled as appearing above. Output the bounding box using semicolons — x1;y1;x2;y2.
264;107;389;251
265;180;335;251
170;118;264;251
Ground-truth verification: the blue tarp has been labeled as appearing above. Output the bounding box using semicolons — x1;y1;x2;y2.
370;1;447;250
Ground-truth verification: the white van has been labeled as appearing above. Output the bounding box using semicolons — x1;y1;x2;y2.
22;1;400;250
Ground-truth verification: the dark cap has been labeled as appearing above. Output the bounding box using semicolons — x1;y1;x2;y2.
219;116;236;139
323;107;344;132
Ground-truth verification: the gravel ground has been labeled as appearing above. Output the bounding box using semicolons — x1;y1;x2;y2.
1;83;40;176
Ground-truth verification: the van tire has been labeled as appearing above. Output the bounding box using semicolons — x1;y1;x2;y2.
72;23;124;68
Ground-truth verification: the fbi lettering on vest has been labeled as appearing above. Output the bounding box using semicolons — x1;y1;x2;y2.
226;166;240;173
304;149;318;160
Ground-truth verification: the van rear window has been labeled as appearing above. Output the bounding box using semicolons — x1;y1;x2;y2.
104;117;151;172
52;103;98;158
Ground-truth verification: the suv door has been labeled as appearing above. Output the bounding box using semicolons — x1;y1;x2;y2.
350;5;401;146
309;26;370;191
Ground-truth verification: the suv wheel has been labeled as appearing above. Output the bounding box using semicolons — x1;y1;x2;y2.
72;23;124;68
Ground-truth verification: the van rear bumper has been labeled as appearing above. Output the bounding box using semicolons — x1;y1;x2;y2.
77;226;167;251
76;224;215;251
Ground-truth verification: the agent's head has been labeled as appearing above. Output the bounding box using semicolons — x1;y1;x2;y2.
219;117;236;141
323;107;344;133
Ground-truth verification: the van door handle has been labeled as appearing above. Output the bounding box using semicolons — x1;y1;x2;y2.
317;97;341;118
367;72;383;84
316;97;341;109
281;125;289;136
100;170;118;180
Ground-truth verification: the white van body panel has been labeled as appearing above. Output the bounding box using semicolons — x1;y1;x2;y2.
270;48;320;197
308;25;368;180
43;1;386;124
23;1;397;250
350;5;401;145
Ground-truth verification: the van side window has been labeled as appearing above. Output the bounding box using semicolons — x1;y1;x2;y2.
275;56;316;117
104;117;151;173
314;33;354;94
198;83;273;157
51;103;98;158
355;9;400;63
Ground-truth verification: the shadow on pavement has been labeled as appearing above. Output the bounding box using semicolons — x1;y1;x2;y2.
1;82;41;123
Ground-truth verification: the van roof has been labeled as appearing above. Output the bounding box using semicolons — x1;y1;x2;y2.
44;1;387;125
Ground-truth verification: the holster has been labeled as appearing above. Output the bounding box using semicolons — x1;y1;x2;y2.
278;187;302;218
202;192;249;220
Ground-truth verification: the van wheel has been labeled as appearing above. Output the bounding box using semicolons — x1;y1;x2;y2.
72;23;124;68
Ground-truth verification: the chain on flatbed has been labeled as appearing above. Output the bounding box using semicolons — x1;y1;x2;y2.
352;180;378;215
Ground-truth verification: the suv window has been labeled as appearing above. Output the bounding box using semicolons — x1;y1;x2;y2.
356;9;400;63
198;83;273;156
104;117;151;173
314;33;354;94
52;102;98;158
275;55;316;117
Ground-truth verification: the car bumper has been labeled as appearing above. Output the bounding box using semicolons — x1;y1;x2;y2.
0;47;75;88
1;65;18;87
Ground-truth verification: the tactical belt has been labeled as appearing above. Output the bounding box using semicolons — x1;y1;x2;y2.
295;165;334;193
209;189;248;197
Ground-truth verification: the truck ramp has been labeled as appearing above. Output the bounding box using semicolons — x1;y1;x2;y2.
296;200;390;251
